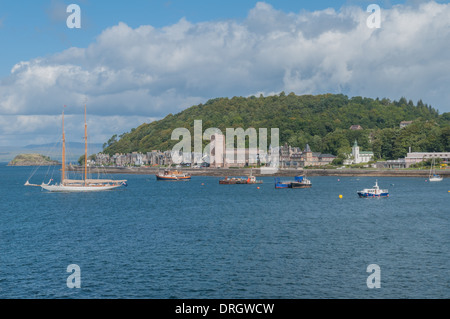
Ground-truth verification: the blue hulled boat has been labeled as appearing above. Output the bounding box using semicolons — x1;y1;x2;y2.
357;180;389;198
275;176;312;189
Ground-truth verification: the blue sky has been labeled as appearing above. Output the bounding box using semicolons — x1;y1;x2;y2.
0;0;449;147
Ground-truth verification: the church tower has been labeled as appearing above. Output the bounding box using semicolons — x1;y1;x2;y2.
352;140;360;163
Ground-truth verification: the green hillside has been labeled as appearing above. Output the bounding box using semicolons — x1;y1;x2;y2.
103;93;450;160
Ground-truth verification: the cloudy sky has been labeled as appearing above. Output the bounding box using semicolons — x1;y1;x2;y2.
0;0;449;148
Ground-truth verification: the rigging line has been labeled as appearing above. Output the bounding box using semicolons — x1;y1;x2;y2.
42;135;61;183
26;138;60;183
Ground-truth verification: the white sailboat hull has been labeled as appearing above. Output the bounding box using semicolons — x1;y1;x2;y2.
429;177;443;182
41;184;124;192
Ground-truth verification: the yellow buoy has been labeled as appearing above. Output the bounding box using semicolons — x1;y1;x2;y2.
339;195;343;199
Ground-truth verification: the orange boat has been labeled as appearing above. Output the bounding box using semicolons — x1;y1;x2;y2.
156;169;191;181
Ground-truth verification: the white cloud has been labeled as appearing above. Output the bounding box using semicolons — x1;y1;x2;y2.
1;1;450;147
0;114;153;147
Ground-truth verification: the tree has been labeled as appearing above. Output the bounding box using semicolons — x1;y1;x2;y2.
103;134;118;150
78;154;85;166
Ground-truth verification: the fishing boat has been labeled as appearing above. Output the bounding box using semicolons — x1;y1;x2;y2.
357;180;389;198
275;175;312;189
428;158;443;182
219;175;263;184
219;169;262;184
156;169;191;181
25;105;127;192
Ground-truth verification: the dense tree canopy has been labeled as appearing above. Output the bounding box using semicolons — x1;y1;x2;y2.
103;93;449;160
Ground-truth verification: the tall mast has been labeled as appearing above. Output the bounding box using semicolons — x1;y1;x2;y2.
62;110;66;184
84;103;88;183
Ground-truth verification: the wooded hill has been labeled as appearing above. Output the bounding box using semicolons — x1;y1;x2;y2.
103;93;450;161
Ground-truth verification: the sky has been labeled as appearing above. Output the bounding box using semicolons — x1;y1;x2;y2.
0;0;449;148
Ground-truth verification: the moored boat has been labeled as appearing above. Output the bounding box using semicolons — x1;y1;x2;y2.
428;158;443;182
219;169;262;185
357;180;389;198
219;175;263;184
275;176;312;189
25;104;127;192
156;169;191;181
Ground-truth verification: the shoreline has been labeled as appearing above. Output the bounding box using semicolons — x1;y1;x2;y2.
67;166;449;177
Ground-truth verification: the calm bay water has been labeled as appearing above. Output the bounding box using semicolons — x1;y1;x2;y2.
0;164;448;299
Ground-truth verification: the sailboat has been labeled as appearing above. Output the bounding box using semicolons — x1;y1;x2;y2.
428;158;443;182
25;105;127;192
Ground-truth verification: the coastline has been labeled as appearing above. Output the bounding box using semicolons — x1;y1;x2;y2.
68;166;450;177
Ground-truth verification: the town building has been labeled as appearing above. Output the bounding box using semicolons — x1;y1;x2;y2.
344;140;374;165
404;151;450;167
209;134;226;168
400;121;413;128
209;133;275;168
376;149;450;169
299;144;336;167
349;125;363;130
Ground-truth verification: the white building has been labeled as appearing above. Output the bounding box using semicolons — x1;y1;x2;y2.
404;151;450;167
209;134;225;168
344;140;374;165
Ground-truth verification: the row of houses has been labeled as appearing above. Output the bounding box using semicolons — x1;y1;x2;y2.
208;134;337;168
91;143;338;168
94;151;173;167
278;143;336;168
90;138;447;169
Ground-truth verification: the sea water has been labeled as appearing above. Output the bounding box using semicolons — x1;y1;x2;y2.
0;164;448;298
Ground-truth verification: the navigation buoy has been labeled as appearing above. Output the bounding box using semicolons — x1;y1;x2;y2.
339;194;343;199
257;187;260;189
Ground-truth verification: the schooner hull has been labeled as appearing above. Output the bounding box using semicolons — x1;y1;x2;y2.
41;184;124;192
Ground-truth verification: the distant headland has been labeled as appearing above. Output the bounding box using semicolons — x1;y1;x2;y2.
7;154;60;166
